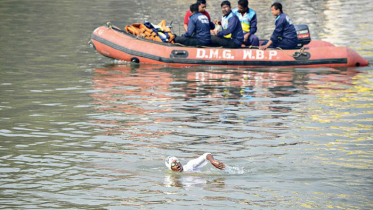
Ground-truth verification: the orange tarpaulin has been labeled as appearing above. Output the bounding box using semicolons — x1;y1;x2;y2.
125;20;175;43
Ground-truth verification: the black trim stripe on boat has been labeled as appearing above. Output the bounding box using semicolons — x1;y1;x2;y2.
91;34;348;66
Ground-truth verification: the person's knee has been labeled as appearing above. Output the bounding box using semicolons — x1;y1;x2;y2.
251;35;259;42
211;36;225;47
175;36;186;44
230;41;241;48
174;36;181;43
250;34;258;40
250;35;259;46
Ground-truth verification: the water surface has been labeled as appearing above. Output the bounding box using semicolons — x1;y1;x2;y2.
0;0;372;209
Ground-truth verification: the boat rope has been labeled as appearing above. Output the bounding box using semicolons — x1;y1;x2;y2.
292;47;307;58
104;22;140;41
169;20;181;36
174;43;187;47
174;43;222;48
276;46;308;58
106;22;113;29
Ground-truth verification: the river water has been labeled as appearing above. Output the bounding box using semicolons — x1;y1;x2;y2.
0;0;372;209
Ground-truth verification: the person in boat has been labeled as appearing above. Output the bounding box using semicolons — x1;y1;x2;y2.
184;0;211;32
211;1;244;48
165;153;225;172
232;0;259;47
175;3;215;46
259;2;298;50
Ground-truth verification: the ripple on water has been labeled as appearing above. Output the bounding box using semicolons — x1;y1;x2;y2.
0;0;373;208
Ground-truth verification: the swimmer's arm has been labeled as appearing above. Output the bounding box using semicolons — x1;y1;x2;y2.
206;154;225;170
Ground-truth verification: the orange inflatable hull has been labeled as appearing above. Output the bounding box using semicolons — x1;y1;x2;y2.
91;26;369;68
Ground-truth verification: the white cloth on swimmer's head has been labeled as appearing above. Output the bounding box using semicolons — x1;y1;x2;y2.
165;156;179;170
183;153;211;173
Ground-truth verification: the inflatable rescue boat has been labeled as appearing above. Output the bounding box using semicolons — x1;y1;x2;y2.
90;24;369;68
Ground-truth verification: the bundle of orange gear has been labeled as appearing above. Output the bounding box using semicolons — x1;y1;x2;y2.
125;20;175;43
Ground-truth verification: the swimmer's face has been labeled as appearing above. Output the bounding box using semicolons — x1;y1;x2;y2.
171;160;183;172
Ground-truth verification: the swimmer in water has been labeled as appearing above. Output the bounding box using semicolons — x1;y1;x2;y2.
165;153;225;172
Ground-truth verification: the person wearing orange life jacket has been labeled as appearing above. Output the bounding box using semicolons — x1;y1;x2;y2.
175;3;215;46
232;0;259;46
184;0;211;32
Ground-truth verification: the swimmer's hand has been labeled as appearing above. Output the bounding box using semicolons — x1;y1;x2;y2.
211;160;226;170
206;154;226;170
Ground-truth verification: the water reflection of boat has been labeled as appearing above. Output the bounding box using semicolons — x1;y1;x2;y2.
90;25;369;68
186;69;298;99
92;65;361;106
91;65;362;137
304;68;361;91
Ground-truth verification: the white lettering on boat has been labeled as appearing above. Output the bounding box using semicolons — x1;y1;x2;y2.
223;50;234;59
243;50;253;59
269;51;278;60
210;50;219;59
256;50;264;59
196;49;206;58
242;50;278;60
196;49;278;60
